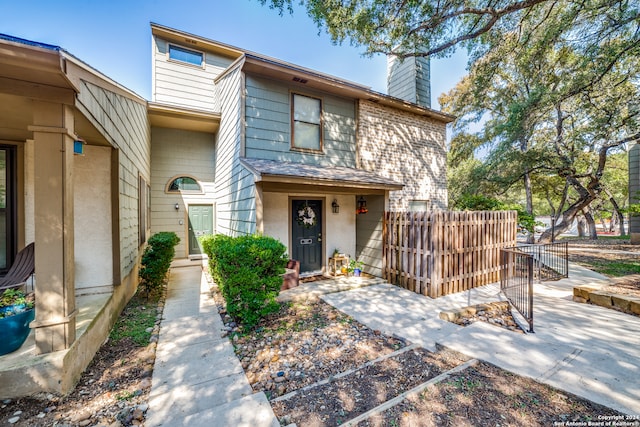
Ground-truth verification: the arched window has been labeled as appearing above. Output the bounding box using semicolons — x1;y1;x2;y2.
166;176;202;193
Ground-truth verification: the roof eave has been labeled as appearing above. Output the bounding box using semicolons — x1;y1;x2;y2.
241;55;455;123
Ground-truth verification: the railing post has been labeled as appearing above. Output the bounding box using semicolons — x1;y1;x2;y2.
527;255;534;333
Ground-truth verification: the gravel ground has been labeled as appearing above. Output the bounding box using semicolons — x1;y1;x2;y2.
213;280;626;427
358;361;628;427
225;298;406;399
0;293;163;427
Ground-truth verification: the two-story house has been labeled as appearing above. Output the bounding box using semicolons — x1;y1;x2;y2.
0;23;452;398
149;24;453;276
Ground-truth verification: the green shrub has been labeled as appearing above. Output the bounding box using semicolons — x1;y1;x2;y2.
202;234;287;327
139;232;180;295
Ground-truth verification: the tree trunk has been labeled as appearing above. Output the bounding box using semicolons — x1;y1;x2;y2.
610;212;618;233
524;169;535;243
603;188;627;236
577;216;586;237
584;210;597;239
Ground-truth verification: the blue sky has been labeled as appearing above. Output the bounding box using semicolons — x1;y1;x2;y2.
0;0;468;109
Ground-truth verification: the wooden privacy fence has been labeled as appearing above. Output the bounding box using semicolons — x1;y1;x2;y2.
383;211;518;298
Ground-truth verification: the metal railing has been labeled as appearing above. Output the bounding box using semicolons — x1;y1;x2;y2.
499;241;569;333
500;249;534;332
515;241;569;281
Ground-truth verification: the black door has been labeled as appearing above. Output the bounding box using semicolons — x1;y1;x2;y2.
292;199;322;272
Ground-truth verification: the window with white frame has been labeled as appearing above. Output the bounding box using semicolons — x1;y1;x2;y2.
408;200;431;212
168;44;204;67
166;176;202;193
291;93;322;151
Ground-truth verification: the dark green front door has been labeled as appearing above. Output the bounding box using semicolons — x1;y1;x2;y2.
188;205;213;255
292;199;322;272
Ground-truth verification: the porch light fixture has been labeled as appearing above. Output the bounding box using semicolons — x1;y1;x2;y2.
332;199;340;214
356;197;368;215
174;203;180;211
73;138;86;155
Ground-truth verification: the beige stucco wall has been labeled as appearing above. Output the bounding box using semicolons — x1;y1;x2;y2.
263;192;356;267
150;127;216;258
357;100;448;210
74;145;113;294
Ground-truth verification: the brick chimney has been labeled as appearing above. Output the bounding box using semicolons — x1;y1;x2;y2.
387;55;431;108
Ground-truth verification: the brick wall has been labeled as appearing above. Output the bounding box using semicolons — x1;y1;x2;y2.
357;100;448;210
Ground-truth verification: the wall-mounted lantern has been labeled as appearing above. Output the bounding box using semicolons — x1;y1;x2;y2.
356;196;368;215
332;199;340;214
174;203;180;211
73;138;86;155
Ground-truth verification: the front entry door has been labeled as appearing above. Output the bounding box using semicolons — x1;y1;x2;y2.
188;204;213;256
292;199;323;272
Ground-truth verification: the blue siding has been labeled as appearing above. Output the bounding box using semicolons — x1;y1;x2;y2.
244;75;356;167
215;67;256;236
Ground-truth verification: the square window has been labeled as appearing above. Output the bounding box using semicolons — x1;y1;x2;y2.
169;44;203;67
292;94;322;151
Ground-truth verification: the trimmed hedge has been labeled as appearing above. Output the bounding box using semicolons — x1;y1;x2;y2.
139;232;180;295
201;234;287;327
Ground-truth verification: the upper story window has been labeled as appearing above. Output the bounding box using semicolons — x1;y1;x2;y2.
168;44;204;67
291;93;323;152
166;176;202;193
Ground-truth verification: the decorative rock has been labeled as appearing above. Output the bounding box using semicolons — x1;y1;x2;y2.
589;292;613;307
71;410;92;422
141;364;154;378
13;411;22;416
132;408;144;420
37;412;46;418
145;327;153;333
139;378;152;389
274;376;286;383
78;420;92;426
8;417;20;424
137;403;149;413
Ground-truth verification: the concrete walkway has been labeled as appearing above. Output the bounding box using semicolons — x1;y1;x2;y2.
146;261;278;427
147;260;639;423
322;263;640;415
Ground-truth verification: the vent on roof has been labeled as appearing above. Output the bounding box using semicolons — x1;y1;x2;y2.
293;77;308;84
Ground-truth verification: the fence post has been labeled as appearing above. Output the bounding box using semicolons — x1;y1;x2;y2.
382;211;388;282
527;255;534;333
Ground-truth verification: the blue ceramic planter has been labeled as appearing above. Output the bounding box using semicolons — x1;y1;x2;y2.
0;307;35;356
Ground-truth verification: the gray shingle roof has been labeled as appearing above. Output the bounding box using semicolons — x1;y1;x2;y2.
240;158;403;190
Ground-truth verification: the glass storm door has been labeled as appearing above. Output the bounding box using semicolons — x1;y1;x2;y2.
0;146;16;273
291;199;323;272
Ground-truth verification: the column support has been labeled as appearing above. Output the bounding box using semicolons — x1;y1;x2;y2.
28;101;77;354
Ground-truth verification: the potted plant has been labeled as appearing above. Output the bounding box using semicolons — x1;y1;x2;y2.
349;259;365;277
0;289;35;356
